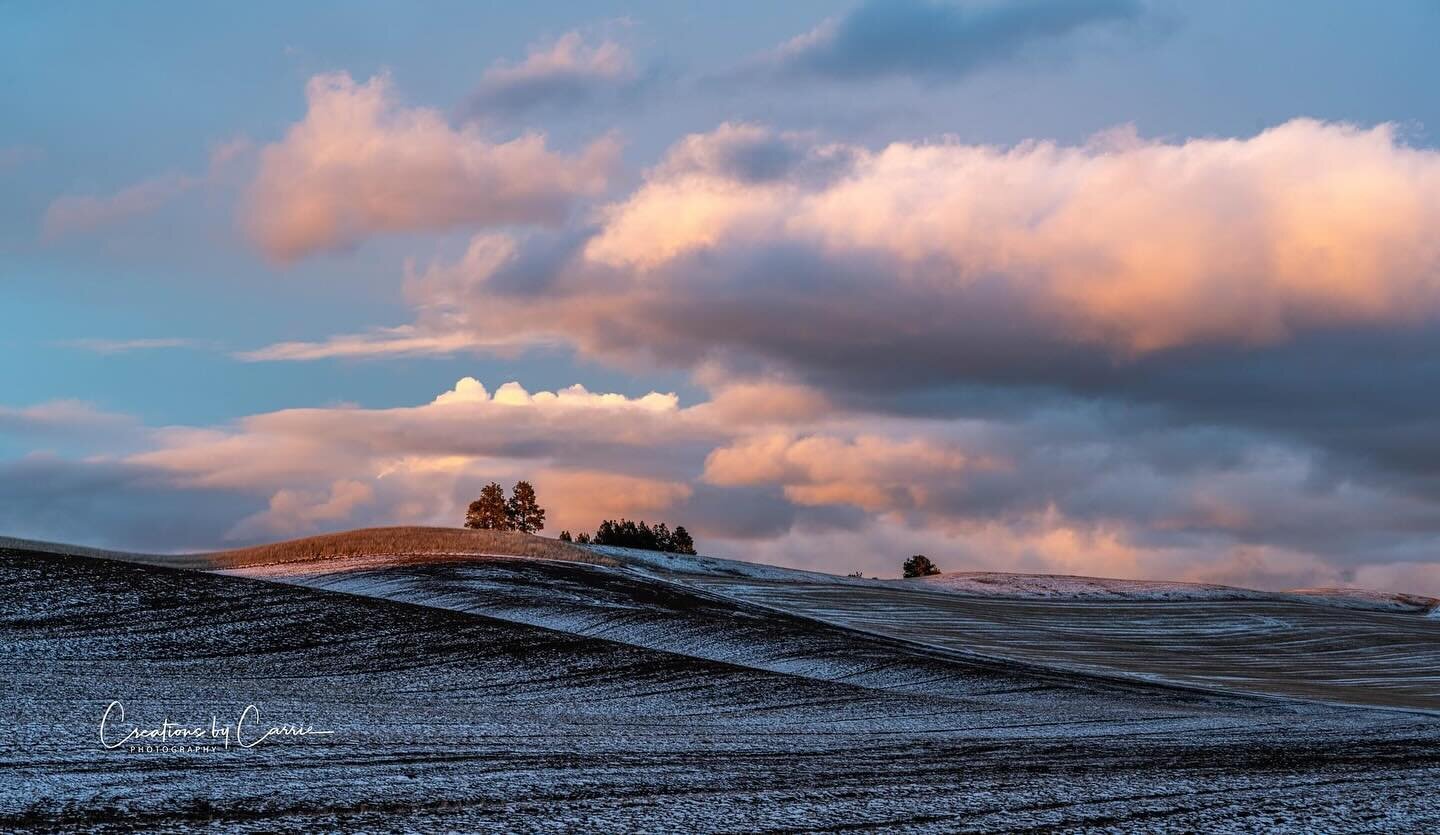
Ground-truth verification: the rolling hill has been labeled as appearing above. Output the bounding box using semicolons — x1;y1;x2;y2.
5;529;1440;831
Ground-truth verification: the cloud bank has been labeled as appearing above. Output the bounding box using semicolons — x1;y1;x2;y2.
245;119;1440;510
287;119;1440;405
6;375;1440;595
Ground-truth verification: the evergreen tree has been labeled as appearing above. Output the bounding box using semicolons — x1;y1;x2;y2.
507;480;546;533
558;530;572;542
671;526;696;555
575;532;592;544
589;518;697;554
902;554;941;578
465;482;512;530
652;522;673;553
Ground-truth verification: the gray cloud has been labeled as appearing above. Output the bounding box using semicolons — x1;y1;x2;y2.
766;0;1145;83
0;456;261;552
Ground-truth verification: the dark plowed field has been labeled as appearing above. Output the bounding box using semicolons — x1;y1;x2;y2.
5;549;1440;832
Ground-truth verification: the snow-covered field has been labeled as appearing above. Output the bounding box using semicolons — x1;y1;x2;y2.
6;539;1440;831
226;548;1440;711
924;572;1440;612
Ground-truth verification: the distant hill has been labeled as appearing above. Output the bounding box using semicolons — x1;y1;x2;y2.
0;526;611;571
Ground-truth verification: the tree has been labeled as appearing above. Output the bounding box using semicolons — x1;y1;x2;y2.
465;482;512;530
652;522;673;553
590;519;697;554
575;532;592;544
558;530;572;542
507;480;546;533
902;554;941;578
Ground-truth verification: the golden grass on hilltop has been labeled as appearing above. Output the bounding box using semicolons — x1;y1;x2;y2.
191;526;615;570
3;527;615;571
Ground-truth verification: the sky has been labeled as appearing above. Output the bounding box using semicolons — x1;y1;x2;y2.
5;1;1440;592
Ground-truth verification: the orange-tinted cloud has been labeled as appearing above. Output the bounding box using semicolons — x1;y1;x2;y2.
588;119;1440;355
704;432;971;512
243;72;619;261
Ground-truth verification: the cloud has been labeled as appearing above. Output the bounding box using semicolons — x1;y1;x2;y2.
128;378;695;493
653;122;857;185
233;120;1440;536
242;72;620;261
0;145;45;173
431;377;678;412
689;379;834;426
536;469;693;533
464;31;642;115
43;173;199;240
41;137;252;240
761;0;1145;83
0;454;260;552
0;400;139;441
228;478;375;539
578;119;1440;357
234;326;506;362
63;337;209;354
704;432;973;513
358;120;1440;432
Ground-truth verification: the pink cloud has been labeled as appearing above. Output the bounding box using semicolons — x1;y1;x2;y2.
42;173;198;240
228;478;375;539
253;119;1440;387
242;72;620;261
466;31;638;114
40;135;252;241
584;119;1440;355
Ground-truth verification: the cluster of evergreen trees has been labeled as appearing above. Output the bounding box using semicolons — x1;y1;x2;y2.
464;481;546;533
559;519;696;555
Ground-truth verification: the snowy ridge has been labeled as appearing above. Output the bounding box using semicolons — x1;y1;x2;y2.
589;544;1440;615
216;540;1440;714
923;572;1440;613
566;546;1440;713
920;571;1274;602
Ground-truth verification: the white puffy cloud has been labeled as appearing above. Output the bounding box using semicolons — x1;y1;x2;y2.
432;377;678;412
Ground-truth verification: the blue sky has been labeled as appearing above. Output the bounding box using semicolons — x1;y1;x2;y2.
5;1;1440;592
